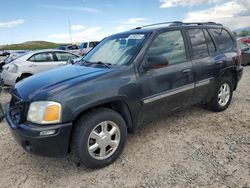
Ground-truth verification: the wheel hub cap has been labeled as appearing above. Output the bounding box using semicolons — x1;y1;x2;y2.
87;121;120;160
218;83;230;107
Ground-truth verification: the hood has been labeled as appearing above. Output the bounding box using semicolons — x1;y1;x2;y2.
12;64;112;101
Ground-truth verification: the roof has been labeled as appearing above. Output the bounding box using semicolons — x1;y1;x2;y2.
115;21;224;35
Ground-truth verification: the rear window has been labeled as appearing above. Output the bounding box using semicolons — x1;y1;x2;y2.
188;29;208;58
203;29;216;54
210;29;234;52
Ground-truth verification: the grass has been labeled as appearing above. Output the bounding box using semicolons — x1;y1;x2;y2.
0;41;69;50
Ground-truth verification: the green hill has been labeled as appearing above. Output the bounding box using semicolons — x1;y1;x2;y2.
0;41;68;50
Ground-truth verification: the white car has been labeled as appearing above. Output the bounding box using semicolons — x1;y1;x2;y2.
1;49;80;86
79;41;99;56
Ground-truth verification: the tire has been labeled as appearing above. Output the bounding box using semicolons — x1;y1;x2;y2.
207;77;233;112
71;108;127;168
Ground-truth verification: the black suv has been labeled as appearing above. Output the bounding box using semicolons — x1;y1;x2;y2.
6;22;243;168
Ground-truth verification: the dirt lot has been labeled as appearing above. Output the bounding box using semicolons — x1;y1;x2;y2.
0;67;249;188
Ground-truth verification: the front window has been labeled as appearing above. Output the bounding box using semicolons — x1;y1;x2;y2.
146;30;186;65
83;33;147;65
55;52;78;61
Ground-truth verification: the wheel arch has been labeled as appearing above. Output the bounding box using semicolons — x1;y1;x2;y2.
71;99;134;133
16;72;33;83
67;99;134;153
218;67;237;90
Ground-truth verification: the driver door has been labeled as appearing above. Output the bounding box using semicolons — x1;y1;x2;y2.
138;29;194;120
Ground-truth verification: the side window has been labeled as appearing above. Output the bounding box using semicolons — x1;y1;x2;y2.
203;29;216;54
89;42;99;48
210;29;234;52
146;30;186;65
188;29;208;58
55;52;78;61
29;53;54;62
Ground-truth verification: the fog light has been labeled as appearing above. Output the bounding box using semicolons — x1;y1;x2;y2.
40;130;56;136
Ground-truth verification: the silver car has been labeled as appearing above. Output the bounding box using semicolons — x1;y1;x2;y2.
1;49;80;86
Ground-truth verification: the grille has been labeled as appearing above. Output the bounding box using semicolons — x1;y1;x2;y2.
9;93;27;124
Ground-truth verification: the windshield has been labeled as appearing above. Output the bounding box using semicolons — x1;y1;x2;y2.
83;33;147;65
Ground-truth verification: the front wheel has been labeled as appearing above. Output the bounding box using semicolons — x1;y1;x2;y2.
207;78;233;112
71;108;127;168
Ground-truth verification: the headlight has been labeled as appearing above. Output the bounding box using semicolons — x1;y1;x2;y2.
27;101;61;124
7;64;18;73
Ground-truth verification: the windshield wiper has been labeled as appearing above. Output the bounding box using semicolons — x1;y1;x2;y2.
87;61;111;69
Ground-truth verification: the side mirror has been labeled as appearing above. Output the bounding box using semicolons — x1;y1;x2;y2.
143;56;169;69
243;47;249;52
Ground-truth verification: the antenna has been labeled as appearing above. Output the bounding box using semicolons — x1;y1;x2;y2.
68;19;72;44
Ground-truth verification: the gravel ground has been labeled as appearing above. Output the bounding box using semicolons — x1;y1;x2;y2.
0;67;249;188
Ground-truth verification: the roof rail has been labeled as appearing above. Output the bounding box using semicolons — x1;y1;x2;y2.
134;21;222;29
133;21;183;30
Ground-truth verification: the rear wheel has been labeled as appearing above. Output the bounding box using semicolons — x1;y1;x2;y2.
71;108;127;168
206;78;233;112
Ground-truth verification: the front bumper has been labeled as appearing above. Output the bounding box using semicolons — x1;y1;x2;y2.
6;112;73;157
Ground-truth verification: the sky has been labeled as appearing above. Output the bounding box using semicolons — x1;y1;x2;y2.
0;0;250;45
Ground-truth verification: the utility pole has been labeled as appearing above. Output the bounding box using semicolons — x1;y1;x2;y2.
68;19;72;44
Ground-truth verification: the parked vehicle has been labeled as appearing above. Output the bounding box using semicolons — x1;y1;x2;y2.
238;41;250;65
4;50;28;64
1;49;80;86
0;51;10;71
79;41;99;56
240;36;250;44
6;22;243;168
58;45;80;55
0;78;4;122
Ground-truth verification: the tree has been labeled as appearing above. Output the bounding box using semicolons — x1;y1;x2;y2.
239;30;250;37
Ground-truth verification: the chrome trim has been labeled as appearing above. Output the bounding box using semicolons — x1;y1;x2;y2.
142;83;195;104
195;78;213;87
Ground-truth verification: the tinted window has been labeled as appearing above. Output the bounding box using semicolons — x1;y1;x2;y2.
68;45;79;50
29;53;54;62
188;29;208;58
59;46;66;50
81;43;88;49
203;29;216;54
55;52;78;61
146;30;186;65
89;42;99;48
210;29;234;52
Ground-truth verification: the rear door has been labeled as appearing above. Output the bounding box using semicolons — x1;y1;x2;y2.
187;28;219;103
138;29;195;120
28;52;57;73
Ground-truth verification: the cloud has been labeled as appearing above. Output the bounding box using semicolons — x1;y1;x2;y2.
48;26;102;43
115;18;148;32
0;19;25;28
115;25;126;32
38;5;100;13
159;0;219;8
122;18;147;24
71;24;85;31
183;0;250;30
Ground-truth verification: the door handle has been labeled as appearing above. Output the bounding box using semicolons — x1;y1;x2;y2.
29;64;37;67
182;69;191;74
